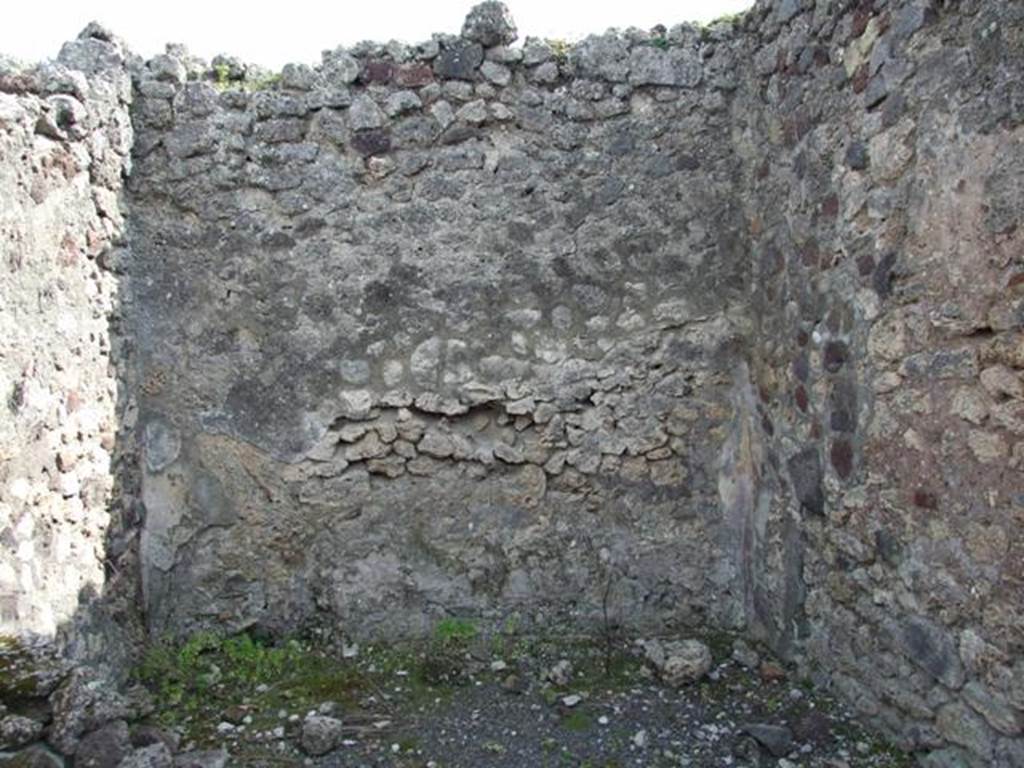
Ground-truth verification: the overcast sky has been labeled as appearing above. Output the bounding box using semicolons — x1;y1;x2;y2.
2;0;754;68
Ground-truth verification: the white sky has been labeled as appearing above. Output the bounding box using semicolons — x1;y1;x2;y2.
2;0;754;69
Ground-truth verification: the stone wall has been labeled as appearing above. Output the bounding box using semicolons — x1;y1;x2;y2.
0;26;139;667
127;7;756;641
1;0;1022;764
736;1;1024;765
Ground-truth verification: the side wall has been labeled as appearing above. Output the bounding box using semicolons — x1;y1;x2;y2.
0;28;138;665
740;1;1024;765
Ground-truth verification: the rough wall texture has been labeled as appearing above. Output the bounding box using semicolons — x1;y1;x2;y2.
0;27;138;666
128;18;754;641
1;0;1023;764
736;1;1024;765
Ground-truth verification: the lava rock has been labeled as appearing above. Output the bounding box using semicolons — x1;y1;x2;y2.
172;750;229;768
740;722;795;757
434;40;484;80
461;2;518;47
300;714;345;756
118;743;174;768
0;715;44;751
75;720;132;768
640;638;712;686
0;745;65;768
49;669;133;755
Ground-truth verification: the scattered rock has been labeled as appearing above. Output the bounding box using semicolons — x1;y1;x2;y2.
732;639;760;669
759;661;787;683
739;722;795;757
640;639;712;687
171;749;228;768
117;743;174;768
300;714;345;756
544;659;573;687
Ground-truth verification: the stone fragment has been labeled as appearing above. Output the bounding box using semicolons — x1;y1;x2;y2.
732;640;760;669
739;723;794;757
1;745;65;767
118;743;174;768
434;41;484;80
544;659;573;687
348;93;387;131
147;55;186;84
846;141;869;170
384;90;422;117
300;714;345;756
571;35;630;82
455;99;488;124
351;128;391;156
173;750;229;768
899;616;965;689
787;448;824;516
522;37;554;66
823;340;849;372
395;63;434;87
0;714;44;750
480;61;511;86
962;682;1022;736
967;430;1008;464
936;703;995;762
74;720;132;768
980;366;1023;401
628;47;701;88
281;63;316;90
461;2;517;47
322;49;360;84
640;639;711;686
49;670;133;755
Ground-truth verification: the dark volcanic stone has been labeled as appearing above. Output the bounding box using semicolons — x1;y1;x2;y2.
823;340;849;372
74;720;131;768
434;41;484;80
351;129;391;157
900;616;965;689
788;448;824;516
739;723;794;757
830;438;854;479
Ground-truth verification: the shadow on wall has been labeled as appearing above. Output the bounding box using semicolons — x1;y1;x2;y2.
0;24;144;678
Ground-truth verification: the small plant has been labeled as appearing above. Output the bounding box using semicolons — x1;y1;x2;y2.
420;617;479;686
212;63;231;89
650;37;670;50
434;617;478;645
562;709;593;732
134;630;361;740
248;72;282;91
546;38;572;65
